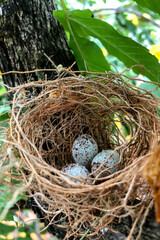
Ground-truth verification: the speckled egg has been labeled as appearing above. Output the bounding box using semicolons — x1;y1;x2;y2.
61;163;90;184
72;134;98;166
91;150;120;177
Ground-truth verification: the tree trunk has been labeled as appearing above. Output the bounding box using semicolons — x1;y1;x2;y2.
0;0;76;239
0;0;76;89
0;0;160;239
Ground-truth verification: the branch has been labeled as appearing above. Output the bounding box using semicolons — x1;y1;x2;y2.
93;7;160;28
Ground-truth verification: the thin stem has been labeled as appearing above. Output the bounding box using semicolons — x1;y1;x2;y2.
80;229;90;240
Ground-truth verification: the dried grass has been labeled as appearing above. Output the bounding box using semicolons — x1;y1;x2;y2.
0;69;160;239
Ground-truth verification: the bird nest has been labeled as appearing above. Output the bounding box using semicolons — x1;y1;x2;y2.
1;70;160;239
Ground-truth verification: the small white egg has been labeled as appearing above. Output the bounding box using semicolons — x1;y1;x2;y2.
72;134;98;166
91;150;119;177
61;163;90;184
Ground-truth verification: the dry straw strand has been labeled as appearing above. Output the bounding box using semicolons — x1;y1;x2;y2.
0;68;160;238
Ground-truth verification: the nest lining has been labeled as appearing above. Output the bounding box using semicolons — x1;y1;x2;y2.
2;70;160;238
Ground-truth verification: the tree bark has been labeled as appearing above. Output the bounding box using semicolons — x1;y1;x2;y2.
0;0;160;239
0;0;76;88
0;0;76;238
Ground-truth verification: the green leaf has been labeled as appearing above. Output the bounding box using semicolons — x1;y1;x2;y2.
53;9;93;31
134;0;160;15
0;87;6;93
4;211;14;221
0;181;25;215
54;10;110;72
0;112;10;120
54;10;160;82
18;238;32;240
0;207;14;221
70;33;110;72
0;223;15;234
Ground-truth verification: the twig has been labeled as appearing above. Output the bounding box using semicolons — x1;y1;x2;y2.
126;205;144;240
44;53;58;70
0;69;57;76
136;200;154;240
93;8;160;28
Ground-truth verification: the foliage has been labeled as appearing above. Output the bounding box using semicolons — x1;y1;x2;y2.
134;0;160;15
54;8;160;82
54;0;160;85
0;208;55;239
0;77;10;151
0;80;56;238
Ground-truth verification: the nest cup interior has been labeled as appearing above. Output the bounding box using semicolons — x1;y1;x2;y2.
26;96;111;170
20;76;156;172
10;72;159;237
